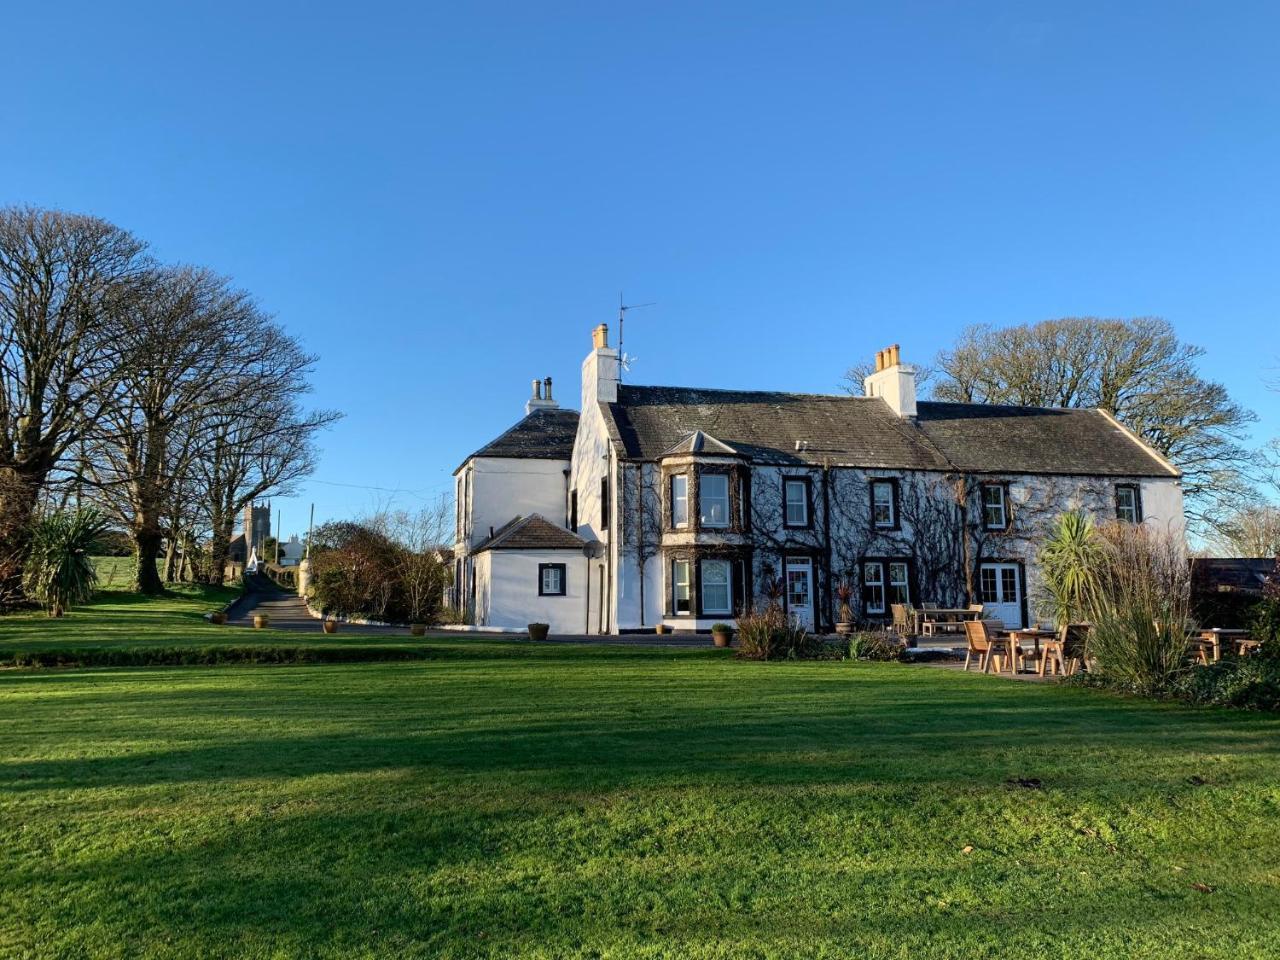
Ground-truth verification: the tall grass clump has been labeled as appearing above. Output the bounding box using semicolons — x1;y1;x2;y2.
1086;521;1193;696
23;509;110;616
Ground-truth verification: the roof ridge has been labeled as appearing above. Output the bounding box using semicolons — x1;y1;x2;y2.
620;383;878;401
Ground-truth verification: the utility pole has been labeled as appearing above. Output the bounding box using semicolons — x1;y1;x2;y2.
306;503;315;560
275;508;281;564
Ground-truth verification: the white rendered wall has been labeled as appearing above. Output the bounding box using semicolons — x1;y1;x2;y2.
462;457;570;549
477;549;589;635
1140;478;1186;542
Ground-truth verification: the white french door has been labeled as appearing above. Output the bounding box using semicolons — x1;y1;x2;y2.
978;563;1023;629
785;558;814;630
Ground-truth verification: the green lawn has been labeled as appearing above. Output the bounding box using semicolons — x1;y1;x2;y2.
2;595;1279;957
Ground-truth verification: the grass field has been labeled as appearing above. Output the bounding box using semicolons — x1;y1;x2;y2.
2;588;1279;957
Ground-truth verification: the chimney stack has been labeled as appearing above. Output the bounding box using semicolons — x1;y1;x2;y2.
583;321;619;406
863;343;917;418
525;374;560;415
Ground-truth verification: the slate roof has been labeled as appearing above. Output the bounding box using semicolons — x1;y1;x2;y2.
657;430;740;458
601;385;1177;478
1191;558;1276;595
461;408;579;468
472;514;587;554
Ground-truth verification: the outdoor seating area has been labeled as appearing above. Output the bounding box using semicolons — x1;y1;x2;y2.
890;601;1267;680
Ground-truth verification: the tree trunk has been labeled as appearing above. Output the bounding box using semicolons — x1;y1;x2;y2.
162;533;179;582
134;528;165;595
0;467;43;608
207;518;233;586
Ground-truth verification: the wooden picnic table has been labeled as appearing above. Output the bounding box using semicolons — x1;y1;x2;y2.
1195;629;1254;664
921;607;983;636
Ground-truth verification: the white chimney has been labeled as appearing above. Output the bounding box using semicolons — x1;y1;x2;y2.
582;322;619;408
863;343;917;418
525;375;560;415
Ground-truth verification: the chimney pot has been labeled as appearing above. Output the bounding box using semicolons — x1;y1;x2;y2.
532;379;542;400
875;350;884;372
891;344;901;366
592;323;609;350
543;376;553;401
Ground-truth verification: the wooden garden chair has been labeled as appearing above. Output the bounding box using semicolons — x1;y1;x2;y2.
1041;623;1090;677
964;619;1006;672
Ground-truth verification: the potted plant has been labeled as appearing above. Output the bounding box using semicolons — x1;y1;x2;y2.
322;617;338;634
253;612;270;629
210;611;227;625
528;622;549;642
834;580;855;635
711;623;733;647
410;623;427;637
655;623;669;635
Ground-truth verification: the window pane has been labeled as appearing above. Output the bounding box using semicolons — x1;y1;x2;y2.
1001;567;1018;601
872;482;894;526
787;568;810;607
701;559;731;614
672;475;688;526
982;486;1005;528
673;560;691;614
863;562;885;613
980;567;998;603
889;562;909;605
785;481;807;525
541;567;562;595
701;474;729;527
1116;487;1137;523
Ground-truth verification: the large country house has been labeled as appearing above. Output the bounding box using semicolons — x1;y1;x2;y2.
451;324;1184;635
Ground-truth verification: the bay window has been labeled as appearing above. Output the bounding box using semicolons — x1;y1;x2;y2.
700;474;730;527
672;559;692;614
671;474;689;527
701;559;732;615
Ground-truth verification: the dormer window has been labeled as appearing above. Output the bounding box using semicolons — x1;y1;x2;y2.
1115;484;1142;524
700;474;730;528
671;474;689;527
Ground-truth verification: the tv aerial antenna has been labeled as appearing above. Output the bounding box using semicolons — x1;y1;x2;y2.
618;293;655;377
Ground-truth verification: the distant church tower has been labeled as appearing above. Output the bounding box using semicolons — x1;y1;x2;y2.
243;501;272;555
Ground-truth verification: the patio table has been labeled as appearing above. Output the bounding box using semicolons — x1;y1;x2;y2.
1196;629;1253;664
921;608;982;636
1004;627;1054;674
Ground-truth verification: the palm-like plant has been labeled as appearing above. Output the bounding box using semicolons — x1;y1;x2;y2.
23;509;110;615
1038;510;1102;628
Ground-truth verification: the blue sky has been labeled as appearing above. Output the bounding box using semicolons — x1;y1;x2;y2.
4;2;1278;537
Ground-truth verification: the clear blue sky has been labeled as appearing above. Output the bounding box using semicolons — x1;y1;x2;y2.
5;2;1278;536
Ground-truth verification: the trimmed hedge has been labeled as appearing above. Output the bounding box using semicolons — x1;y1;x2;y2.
0;645;434;669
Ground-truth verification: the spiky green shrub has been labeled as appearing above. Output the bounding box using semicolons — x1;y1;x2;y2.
1038;510;1103;628
23;509;110;615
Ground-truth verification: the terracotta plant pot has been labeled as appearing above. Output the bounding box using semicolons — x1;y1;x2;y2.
253;613;269;629
835;622;853;635
322;619;338;634
410;623;426;637
655;624;669;635
210;611;227;625
712;628;732;648
528;622;550;642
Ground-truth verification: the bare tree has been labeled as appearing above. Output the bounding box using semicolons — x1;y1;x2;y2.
87;267;264;593
0;207;149;605
378;498;453;623
930;318;1260;536
1211;505;1280;558
197;316;341;589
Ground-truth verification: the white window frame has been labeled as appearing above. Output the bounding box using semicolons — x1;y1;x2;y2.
700;474;730;528
700;558;732;615
871;481;895;528
672;559;692;614
784;479;809;527
888;561;910;606
1115;484;1141;524
864;561;886;615
538;564;565;597
981;484;1007;530
671;474;689;528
